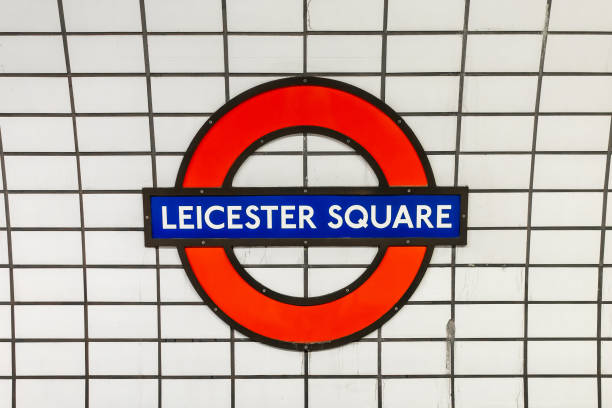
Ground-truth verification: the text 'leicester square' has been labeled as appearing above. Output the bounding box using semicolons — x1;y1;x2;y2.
151;194;460;239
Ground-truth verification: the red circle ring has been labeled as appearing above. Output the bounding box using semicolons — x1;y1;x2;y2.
175;77;436;350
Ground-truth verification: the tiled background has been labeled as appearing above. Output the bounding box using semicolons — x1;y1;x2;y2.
1;0;612;407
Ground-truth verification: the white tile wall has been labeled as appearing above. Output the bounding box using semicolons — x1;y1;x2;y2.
309;378;377;408
548;0;612;31
528;378;598;408
0;0;610;407
0;36;66;73
89;380;158;408
385;76;460;112
228;36;303;73
409;267;451;301
383;378;451;408
227;0;302;32
455;267;524;301
382;342;447;375
386;35;462;72
528;304;598;337
529;267;598;301
161;379;230;408
460;116;534;151
148;36;224;73
67;36;145;73
14;269;83;301
0;78;71;113
15;342;85;375
382;305;450;338
455;304;524;338
144;0;222;32
72;77;149;113
544;35;612;73
62;0;141;32
468;0;547;30
462;76;538;112
308;35;382;73
309;342;377;375
89;342;158;375
16;380;84;408
540;76;612;112
467;192;528;226
537;116;610;151
528;341;597;374
387;0;464;30
454;341;523;375
162;342;230;375
307;0;383;31
465;35;541;72
0;118;74;152
0;0;61;32
76;117;151;152
151;77;225;112
455;378;524;408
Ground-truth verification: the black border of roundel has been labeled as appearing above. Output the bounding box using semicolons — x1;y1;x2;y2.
147;76;468;351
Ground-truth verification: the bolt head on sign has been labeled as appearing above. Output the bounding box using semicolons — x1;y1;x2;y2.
143;77;468;351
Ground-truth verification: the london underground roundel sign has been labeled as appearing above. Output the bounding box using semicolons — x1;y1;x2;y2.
143;77;468;350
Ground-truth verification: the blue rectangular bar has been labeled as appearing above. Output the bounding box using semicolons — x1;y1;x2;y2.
149;194;462;240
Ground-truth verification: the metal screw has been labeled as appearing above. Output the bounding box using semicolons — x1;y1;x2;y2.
303;78;308;83
260;139;264;143
303;189;307;193
346;139;351;143
145;215;149;220
406;240;411;244
200;189;204;194
345;288;349;292
208;120;213;124
394;306;399;311
303;240;308;245
213;307;218;312
397;119;401;123
201;240;206;245
462;214;466;218
406;188;411;193
262;288;267;293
